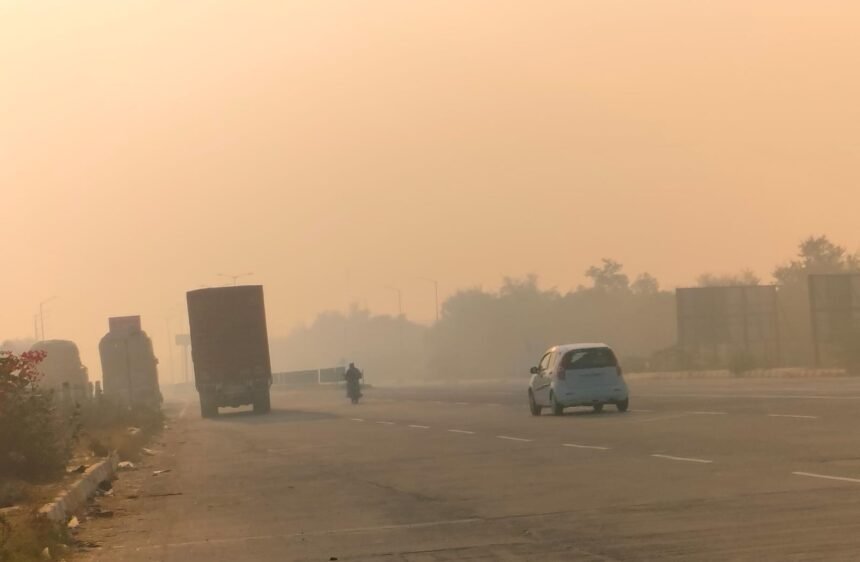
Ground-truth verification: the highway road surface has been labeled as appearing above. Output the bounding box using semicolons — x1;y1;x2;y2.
77;376;860;561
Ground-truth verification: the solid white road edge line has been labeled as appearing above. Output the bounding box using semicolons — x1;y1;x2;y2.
792;472;860;484
651;454;713;464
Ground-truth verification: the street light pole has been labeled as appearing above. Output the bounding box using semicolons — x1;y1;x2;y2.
217;272;254;286
384;286;405;374
165;317;174;385
385;286;403;317
418;277;439;323
39;296;57;340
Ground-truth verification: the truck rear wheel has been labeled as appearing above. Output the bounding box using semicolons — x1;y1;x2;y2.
199;393;218;418
253;389;271;414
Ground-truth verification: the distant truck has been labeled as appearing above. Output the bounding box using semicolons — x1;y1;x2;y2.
186;285;272;417
29;339;90;401
99;316;162;407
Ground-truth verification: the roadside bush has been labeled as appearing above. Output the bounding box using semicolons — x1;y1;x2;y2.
78;397;164;460
0;351;76;481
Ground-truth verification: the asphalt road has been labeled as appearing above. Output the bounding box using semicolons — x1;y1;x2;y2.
77;376;860;561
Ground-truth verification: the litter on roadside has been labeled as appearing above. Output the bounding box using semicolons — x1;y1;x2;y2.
141;448;156;456
117;461;136;470
152;469;171;476
67;516;80;529
127;427;142;436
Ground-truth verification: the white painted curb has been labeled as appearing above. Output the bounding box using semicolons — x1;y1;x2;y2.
38;453;119;523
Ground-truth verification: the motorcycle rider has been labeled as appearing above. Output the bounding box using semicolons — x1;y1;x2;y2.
344;362;363;399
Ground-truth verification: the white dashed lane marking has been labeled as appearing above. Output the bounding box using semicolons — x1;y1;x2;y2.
350;418;364;422
651;454;713;464
792;472;860;484
496;436;532;443
376;421;395;425
563;443;610;451
769;414;818;419
408;425;430;429
448;429;476;435
687;411;728;416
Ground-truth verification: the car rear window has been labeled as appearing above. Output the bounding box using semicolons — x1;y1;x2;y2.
561;348;618;370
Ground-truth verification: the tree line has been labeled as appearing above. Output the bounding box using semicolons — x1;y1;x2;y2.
272;235;859;380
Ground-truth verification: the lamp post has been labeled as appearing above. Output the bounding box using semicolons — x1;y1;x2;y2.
384;286;403;317
418;277;439;323
384;286;404;372
217;272;254;286
39;296;57;340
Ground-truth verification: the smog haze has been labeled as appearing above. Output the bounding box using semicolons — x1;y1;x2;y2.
3;0;859;379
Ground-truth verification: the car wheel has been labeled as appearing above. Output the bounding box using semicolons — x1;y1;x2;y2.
593;403;604;413
528;391;542;416
550;392;564;416
616;398;629;413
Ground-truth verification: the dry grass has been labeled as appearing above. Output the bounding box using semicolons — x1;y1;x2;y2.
0;404;164;561
0;509;70;562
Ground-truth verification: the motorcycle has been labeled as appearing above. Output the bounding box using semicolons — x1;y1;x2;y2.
346;378;362;404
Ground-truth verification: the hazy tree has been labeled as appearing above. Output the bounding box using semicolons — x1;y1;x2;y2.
773;235;860;285
770;235;860;366
585;259;630;292
696;269;761;287
269;306;429;382
0;338;36;354
631;273;660;295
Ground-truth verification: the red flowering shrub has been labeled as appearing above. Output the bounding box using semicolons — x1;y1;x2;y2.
0;351;73;480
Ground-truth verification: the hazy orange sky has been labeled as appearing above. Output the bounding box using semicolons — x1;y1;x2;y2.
2;1;859;381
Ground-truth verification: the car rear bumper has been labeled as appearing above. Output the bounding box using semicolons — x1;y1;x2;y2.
557;387;628;407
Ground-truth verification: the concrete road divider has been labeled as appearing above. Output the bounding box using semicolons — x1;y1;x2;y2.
38;453;119;524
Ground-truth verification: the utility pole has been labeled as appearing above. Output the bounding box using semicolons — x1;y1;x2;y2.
165;317;174;384
39;296;57;340
418;277;439;323
217;272;254;286
385;285;405;372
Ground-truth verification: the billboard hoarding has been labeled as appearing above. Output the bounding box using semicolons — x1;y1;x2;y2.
808;273;860;368
676;285;781;369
